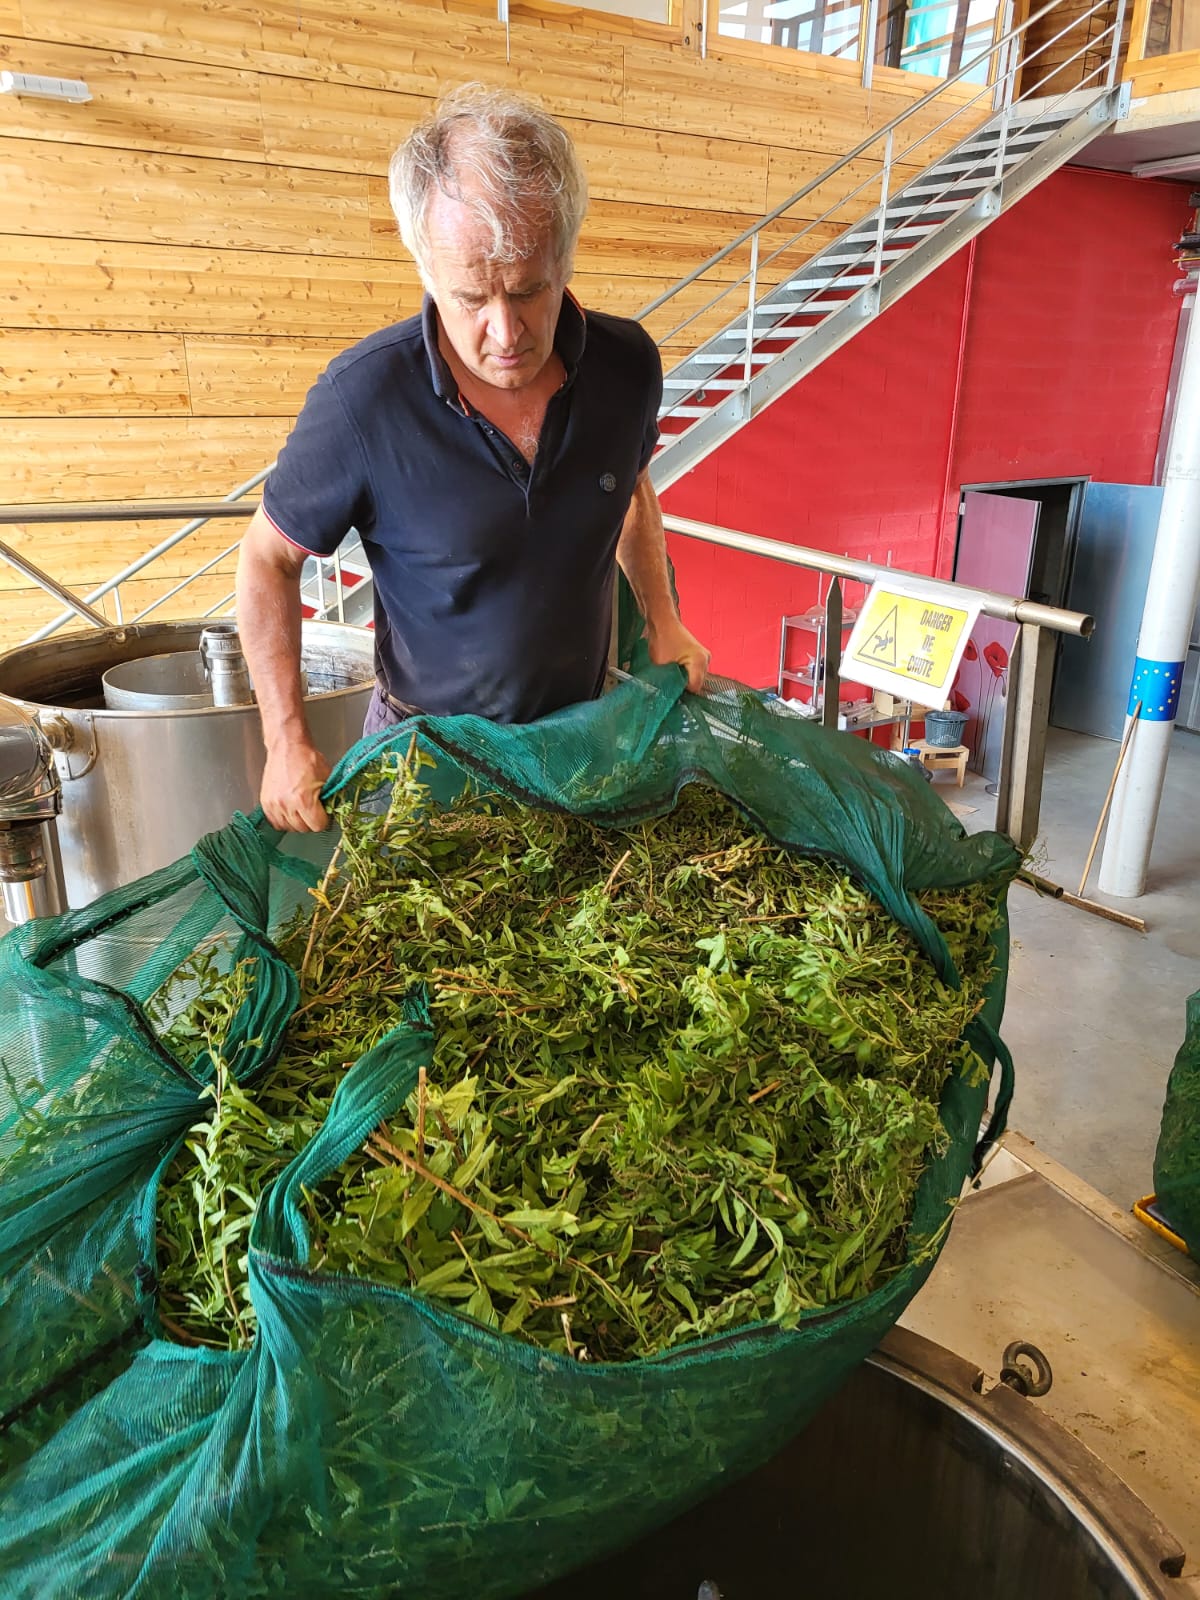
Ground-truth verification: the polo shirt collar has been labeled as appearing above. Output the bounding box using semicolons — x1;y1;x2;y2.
422;290;587;402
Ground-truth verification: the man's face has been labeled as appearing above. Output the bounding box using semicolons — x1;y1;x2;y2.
423;185;567;393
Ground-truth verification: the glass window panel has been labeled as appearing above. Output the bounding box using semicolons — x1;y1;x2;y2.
1142;0;1200;55
574;0;671;17
875;0;999;81
718;0;866;59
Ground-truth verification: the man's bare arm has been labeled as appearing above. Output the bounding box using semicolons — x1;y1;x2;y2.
235;507;331;832
616;471;710;692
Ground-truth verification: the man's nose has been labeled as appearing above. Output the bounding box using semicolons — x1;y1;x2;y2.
486;297;521;349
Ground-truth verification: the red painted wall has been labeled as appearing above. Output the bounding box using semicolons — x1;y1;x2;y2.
662;166;1189;688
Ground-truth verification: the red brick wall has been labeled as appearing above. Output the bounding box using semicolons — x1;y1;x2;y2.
661;165;1188;688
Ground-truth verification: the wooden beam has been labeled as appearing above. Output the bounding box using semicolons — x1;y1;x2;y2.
0;332;191;415
1128;49;1200;94
0;137;373;257
0;36;266;162
183;335;345;416
0;236;421;338
16;0;267;69
2;417;287;503
255;0;626;119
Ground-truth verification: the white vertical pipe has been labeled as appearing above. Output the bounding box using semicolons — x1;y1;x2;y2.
1099;290;1200;899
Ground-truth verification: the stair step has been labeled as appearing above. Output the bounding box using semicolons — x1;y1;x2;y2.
816;246;909;266
783;270;878;289
902;178;991;198
662;376;744;390
689;352;772;366
875;202;963;222
841;223;939;246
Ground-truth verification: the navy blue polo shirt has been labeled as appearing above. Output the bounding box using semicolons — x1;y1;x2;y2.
262;293;662;723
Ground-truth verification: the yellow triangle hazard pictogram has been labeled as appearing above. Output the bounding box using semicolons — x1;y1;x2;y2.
863;604;899;667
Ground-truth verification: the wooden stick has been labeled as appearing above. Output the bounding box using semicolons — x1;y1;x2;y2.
1058;889;1147;933
1077;701;1141;899
1014;870;1147;932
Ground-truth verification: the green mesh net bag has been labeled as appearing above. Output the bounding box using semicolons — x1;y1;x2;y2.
1152;988;1200;1257
0;668;1018;1599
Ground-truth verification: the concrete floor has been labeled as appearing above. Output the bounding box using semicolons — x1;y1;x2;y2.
942;723;1200;1210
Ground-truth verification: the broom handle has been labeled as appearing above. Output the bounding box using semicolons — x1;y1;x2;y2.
1077;701;1141;900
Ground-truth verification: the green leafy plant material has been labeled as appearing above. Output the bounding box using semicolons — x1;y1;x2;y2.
153;749;1001;1359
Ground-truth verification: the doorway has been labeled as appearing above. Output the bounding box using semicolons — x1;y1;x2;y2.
952;479;1087;781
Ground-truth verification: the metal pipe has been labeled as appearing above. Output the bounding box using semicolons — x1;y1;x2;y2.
743;233;760;386
664;515;1094;636
1099;287;1200;899
0;499;260;524
1107;0;1128;89
25;467;271;643
873;130;894;282
0;822;66;923
822;577;842;729
129;535;243;623
861;0;879;88
0;538;113;632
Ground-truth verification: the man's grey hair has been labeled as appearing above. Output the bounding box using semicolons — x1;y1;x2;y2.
389;85;588;282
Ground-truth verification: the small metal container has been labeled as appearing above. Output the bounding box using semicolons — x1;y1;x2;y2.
102;651;214;711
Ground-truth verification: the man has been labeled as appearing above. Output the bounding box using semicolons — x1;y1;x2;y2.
236;84;709;833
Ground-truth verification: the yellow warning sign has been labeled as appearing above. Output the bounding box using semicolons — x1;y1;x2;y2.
842;584;980;705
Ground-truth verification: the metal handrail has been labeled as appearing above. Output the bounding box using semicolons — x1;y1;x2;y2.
664;514;1095;634
19;469;270;643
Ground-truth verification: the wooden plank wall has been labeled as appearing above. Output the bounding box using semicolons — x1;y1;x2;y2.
1019;0;1132;94
0;0;982;648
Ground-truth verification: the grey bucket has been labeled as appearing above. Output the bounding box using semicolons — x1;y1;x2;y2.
923;709;969;748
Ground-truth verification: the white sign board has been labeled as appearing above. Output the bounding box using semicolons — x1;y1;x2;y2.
841;582;982;708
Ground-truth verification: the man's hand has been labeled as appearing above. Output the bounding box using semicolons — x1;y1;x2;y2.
260;738;332;832
616;472;711;695
647;616;711;693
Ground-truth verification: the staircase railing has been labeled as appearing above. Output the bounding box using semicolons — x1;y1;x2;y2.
8;472;268;643
644;0;1127;446
6;0;1126;642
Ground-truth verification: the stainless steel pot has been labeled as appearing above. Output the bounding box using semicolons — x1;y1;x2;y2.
528;1328;1186;1600
0;619;374;908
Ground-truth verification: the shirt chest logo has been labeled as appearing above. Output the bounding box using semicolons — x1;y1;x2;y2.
599;472;617;493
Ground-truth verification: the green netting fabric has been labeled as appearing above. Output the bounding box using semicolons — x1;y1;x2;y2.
0;669;1018;1599
1153;988;1200;1257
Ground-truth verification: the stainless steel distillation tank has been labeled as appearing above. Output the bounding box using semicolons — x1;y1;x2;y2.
0;620;375;908
531;1330;1188;1600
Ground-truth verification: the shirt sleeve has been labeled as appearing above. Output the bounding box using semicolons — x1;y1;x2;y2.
637;326;664;476
261;368;374;557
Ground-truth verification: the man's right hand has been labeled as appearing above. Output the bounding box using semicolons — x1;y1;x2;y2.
260;739;332;832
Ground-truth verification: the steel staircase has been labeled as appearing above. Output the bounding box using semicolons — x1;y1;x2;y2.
647;87;1127;491
9;0;1130;642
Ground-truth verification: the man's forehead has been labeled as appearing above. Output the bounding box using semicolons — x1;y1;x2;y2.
425;188;556;273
